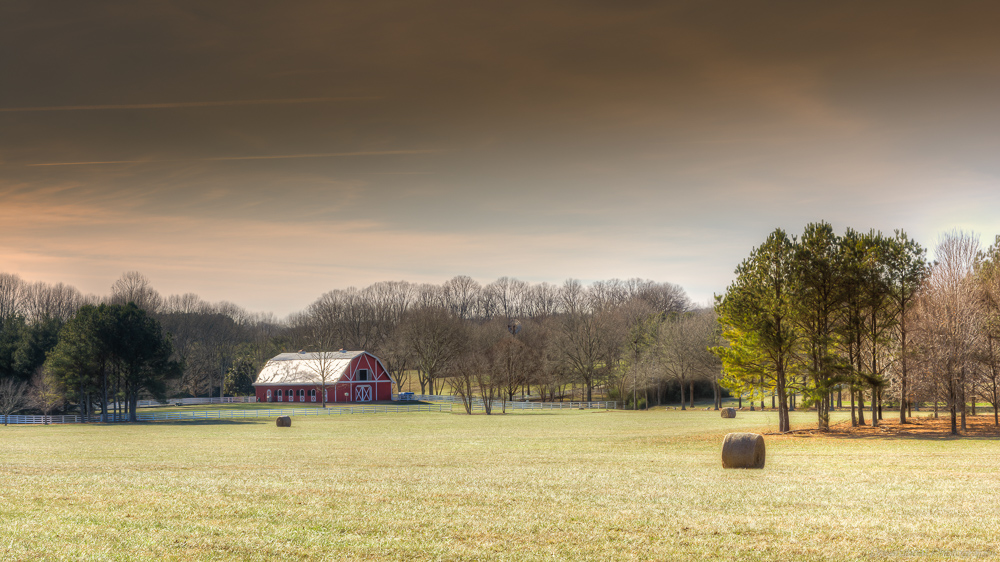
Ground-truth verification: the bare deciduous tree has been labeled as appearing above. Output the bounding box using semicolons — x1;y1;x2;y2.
401;306;465;395
0;378;28;425
524;282;560;319
162;293;210;314
911;231;982;435
559;307;611;402
22;281;84;323
299;315;341;407
0;273;25;322
443;276;481;319
975;236;1000;425
448;322;491;414
29;367;65;424
658;314;699;410
110;271;162;313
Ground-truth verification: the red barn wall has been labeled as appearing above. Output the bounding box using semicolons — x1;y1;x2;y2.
253;352;393;403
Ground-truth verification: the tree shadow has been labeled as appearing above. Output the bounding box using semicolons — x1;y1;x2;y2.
823;431;1000;441
792;416;1000;441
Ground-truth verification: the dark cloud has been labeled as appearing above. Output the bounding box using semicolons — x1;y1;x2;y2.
2;1;1000;313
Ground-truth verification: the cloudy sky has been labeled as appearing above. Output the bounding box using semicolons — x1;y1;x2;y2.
3;1;1000;316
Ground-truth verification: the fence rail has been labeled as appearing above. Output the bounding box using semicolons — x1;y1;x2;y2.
1;414;84;425
135;397;257;408
2;399;612;425
398;394;615;411
470;401;616;411
134;403;453;421
2;404;453;424
398;394;543;403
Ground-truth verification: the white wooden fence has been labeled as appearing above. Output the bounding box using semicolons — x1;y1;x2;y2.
2;398;613;425
474;401;616;411
135;397;257;408
1;414;84;425
2;403;453;424
398;393;547;403
133;403;453;421
398;394;615;410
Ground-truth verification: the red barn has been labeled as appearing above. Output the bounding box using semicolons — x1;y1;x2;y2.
252;351;394;404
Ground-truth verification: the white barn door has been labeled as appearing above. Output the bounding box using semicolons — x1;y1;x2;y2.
355;385;372;402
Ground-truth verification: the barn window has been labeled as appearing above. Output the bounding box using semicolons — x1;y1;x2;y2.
356;369;369;381
299;389;305;401
266;390;272;402
310;389;316;402
276;389;283;400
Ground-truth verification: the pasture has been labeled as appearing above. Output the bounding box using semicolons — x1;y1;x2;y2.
2;408;999;561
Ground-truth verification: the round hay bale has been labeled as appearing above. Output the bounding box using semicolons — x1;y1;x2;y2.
721;432;765;469
276;416;291;428
721;407;737;418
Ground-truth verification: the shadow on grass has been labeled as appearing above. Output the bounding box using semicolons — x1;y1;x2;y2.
824;431;1000;441
789;416;1000;441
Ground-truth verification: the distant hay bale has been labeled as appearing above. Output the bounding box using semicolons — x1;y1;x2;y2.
721;407;737;418
721;432;765;469
276;416;291;428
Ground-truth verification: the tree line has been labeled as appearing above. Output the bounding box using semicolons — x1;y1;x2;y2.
288;276;722;413
715;221;1000;435
0;271;283;421
0;270;729;419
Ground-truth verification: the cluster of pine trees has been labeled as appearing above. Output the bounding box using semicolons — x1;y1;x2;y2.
46;303;180;421
715;222;926;433
715;221;1000;435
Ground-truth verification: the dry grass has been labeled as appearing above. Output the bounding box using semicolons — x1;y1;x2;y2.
1;409;999;561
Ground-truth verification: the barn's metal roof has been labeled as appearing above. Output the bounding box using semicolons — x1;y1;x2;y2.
253;351;365;386
269;351;364;362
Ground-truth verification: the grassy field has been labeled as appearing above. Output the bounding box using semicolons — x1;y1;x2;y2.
2;409;999;561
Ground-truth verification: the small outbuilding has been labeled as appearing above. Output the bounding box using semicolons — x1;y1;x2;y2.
252;350;394;404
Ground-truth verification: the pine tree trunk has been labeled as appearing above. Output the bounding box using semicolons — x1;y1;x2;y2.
899;330;908;424
102;364;109;423
871;385;879;426
960;367;967;432
777;373;790;433
949;376;958;435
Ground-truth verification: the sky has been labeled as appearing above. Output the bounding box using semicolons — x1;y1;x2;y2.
3;1;1000;316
